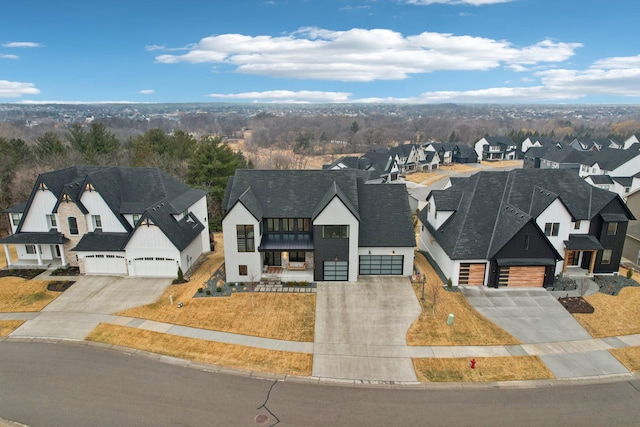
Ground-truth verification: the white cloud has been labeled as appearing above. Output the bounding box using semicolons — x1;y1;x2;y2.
591;54;640;70
207;90;351;103
0;80;40;97
1;54;19;60
138;89;155;94
155;27;580;82
404;0;514;5
145;44;165;51
2;42;43;48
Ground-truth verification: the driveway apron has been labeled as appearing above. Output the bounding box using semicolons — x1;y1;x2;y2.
313;277;421;382
460;286;629;378
9;276;170;341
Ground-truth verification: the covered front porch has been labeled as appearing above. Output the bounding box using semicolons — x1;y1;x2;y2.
0;231;70;270
562;234;603;278
259;232;315;283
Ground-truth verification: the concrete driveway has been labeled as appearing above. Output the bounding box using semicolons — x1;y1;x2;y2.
9;275;170;341
312;277;421;382
460;286;629;378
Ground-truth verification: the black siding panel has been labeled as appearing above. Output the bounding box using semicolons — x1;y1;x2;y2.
489;221;559;287
591;198;630;273
313;225;349;281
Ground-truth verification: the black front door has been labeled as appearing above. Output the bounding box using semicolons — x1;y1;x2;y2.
264;251;281;266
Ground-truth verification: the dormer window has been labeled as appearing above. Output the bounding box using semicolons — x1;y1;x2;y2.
132;214;141;226
47;214;57;230
10;213;21;227
182;210;189;219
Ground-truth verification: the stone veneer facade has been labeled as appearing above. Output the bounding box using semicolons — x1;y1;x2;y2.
57;200;89;267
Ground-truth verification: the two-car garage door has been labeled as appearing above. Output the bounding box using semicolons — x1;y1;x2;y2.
132;257;177;278
498;266;546;287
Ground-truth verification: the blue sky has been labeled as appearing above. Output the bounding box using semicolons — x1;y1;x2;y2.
2;0;640;104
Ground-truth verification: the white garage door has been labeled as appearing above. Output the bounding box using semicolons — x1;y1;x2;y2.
84;254;127;275
132;257;177;277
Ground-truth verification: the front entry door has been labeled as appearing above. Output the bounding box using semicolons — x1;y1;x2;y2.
264;251;282;266
52;245;61;258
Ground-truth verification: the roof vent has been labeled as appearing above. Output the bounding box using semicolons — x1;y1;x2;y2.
547;193;550;196
161;203;164;206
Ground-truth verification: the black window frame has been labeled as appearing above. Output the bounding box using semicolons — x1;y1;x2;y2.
236;225;255;252
544;222;559;237
607;222;618;236
68;217;79;235
322;225;349;239
289;251;305;262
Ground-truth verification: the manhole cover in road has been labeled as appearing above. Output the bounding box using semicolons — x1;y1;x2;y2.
255;414;268;423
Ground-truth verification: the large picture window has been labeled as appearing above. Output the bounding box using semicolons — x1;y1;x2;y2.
289;251;305;262
602;249;612;264
322;225;349;239
236;225;255;252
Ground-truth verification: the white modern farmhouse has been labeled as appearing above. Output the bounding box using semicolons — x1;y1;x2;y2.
1;166;210;278
222;169;416;283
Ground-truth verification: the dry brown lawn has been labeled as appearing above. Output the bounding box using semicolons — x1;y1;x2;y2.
438;163;480;173
573;287;640;338
413;356;553;382
0;320;24;336
0;277;58;312
404;171;447;186
118;233;315;342
408;252;519;346
480;160;523;168
87;324;312;376
610;346;640;372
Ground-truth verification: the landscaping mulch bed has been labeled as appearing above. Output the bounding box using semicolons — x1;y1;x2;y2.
593;275;639;296
0;269;46;280
558;296;594;314
550;276;577;292
50;266;80;276
46;281;75;292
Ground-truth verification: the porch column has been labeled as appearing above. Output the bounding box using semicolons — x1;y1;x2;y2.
562;249;569;274
588;250;597;274
59;244;67;267
3;244;12;267
35;244;43;266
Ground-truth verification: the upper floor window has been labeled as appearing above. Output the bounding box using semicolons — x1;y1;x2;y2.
182;210;189;219
236;225;255;252
602;249;612;264
524;234;530;251
574;220;581;230
322;225;349;239
92;215;102;229
607;222;618;236
47;214;57;229
266;218;310;232
68;217;78;235
132;214;141;226
544;222;559;237
10;213;21;227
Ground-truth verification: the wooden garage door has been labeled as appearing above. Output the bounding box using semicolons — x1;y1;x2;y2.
458;263;486;285
498;266;545;287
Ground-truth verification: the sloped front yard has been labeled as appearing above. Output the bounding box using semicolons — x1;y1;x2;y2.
0;277;58;312
117;234;315;342
573;286;640;338
407;252;519;346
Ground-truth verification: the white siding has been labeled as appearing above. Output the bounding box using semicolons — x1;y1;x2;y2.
452;259;490;286
535;198;574;275
222;202;262;283
611;157;640;177
20;190;57;232
474;138;489;160
80;191;127;232
425;195;453;230
180;234;203;273
314;197;360;282
358;247;414;276
418;226;455;283
189;196;210;254
125;223;180;276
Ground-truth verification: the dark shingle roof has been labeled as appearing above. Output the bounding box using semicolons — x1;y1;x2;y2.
588;175;614;185
223;169;414;248
542;147;589;164
358;184;415;247
581;148;640;171
73;232;129;251
0;231;68;245
421;169;626;260
3;202;27;214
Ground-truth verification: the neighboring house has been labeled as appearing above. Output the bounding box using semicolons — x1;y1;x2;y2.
540;147;589;170
1;166;210;278
221;169;416;283
520;136;562;154
424;142;455;165
624;135;640;150
474;136;519;161
523;145;561;169
623;186;640;263
418;169;633;287
452;145;479;164
360;149;401;181
578;148;640;179
391;144;424;173
570;138;621;151
585;176;640;198
421;150;441;170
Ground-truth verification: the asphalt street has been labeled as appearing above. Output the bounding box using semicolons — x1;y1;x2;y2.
2;342;640;427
